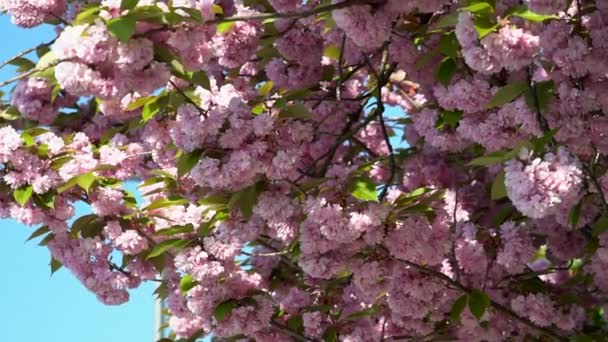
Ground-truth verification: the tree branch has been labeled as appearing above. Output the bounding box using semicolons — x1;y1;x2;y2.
205;0;374;24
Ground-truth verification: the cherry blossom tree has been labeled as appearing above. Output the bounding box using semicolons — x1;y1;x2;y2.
1;0;608;340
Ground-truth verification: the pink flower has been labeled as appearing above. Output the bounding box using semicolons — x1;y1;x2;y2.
504;147;583;219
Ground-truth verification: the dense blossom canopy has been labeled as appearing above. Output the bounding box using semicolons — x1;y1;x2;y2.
2;0;608;340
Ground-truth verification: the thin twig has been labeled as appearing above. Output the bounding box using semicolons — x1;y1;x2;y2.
168;80;208;118
0;39;56;72
397;258;568;341
271;320;318;342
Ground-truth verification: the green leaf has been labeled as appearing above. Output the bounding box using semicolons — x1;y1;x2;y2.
473;16;498;38
436;57;458;86
450;294;468;322
530;128;558;154
50;257;63;275
21;131;35;147
435;110;462;130
506;5;558;22
323;327;338;342
177;149;203;178
120;0;139;11
13;185;33;207
287;315;304;333
592;215;608;236
144;196;189;211
124;95;156;111
349;176;378;202
323;45;341;60
38;232;55;246
258;81;274;96
251;103;265;115
156;224;194;236
230;181;265;219
33;192;56;209
486;81;529;109
26;225;50;241
73;5;101;25
217;22;235;34
278;103;312;119
180;275;197;295
71;214;98;235
146;239;191;259
468;150;515;166
214;299;237;321
75;173;96;193
107;16;137;42
524;80;554;114
141;98;161;122
189;71;211;90
8;57;36;72
0;106;21;120
468;290;491;320
344;306;380;321
569;201;583;228
460;2;494;15
434;12;459;28
438;32;460;59
491;171;507;200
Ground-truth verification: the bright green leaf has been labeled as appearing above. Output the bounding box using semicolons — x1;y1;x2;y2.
144;196;189;211
141;98;161;122
107;16;137;42
157;224;194;236
180;275;197;295
75;173;96;193
146;239;191;259
486;81;529;109
473;16;498;38
323;45;341;60
214;299;237;321
506;5;558;22
258;81;274;96
468;150;515;166
217;22;235;34
73;5;101;25
349;176;378;202
460;2;494;15
13;185;33;207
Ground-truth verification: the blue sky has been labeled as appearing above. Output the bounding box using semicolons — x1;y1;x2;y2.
0;16;156;342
